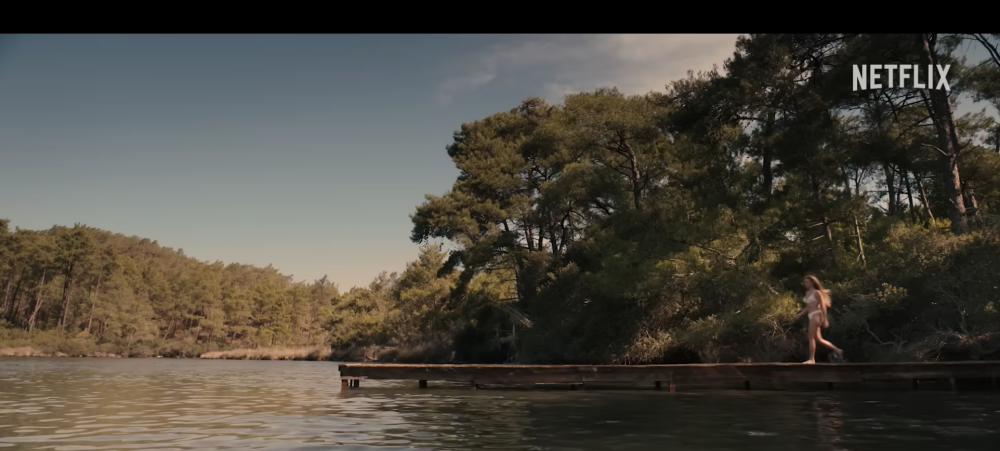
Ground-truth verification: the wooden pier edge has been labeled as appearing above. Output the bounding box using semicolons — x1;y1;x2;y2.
337;361;1000;391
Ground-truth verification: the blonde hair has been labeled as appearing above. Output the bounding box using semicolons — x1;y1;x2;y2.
805;275;831;308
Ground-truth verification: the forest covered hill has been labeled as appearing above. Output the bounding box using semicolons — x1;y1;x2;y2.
4;34;1000;363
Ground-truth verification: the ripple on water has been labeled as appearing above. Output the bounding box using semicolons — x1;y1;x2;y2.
2;358;999;450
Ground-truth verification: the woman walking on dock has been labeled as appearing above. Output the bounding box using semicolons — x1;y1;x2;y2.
797;275;844;364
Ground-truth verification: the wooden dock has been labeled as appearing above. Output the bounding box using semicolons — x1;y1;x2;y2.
338;362;1000;391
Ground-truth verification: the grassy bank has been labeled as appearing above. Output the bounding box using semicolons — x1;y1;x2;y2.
199;347;332;361
0;326;454;362
0;328;331;359
197;342;456;362
0;346;121;358
7;337;999;363
328;341;456;363
0;344;332;361
0;343;450;363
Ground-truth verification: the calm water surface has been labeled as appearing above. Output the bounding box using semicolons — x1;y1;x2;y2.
1;358;997;450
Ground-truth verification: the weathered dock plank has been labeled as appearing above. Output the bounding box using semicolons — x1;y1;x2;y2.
337;361;1000;391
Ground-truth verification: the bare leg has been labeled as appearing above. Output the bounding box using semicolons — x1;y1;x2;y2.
804;318;817;363
815;328;843;357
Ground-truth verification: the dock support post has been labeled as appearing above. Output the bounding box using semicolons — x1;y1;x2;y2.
341;379;349;390
570;384;578;390
419;380;427;388
471;381;478;389
744;381;750;390
827;382;833;389
655;381;661;390
949;378;957;391
668;382;676;392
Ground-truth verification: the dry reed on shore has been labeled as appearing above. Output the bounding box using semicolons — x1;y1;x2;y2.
0;346;50;357
199;347;332;361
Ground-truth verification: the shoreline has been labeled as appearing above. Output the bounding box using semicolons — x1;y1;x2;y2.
0;343;446;363
0;346;124;358
0;346;333;361
199;347;332;361
4;346;999;367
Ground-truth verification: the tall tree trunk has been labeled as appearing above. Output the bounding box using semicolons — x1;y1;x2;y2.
502;221;526;310
994;125;999;153
904;171;917;223
547;214;559;255
883;162;897;215
166;318;177;339
811;177;837;264
557;216;570;258
916;173;936;226
839;165;866;265
632;180;642;211
27;269;47;333
917;33;968;235
5;270;23;321
87;268;104;335
124;297;143;355
853;213;866;266
12;293;26;327
966;187;980;218
896;180;903;213
1;269;15;312
501;220;526;271
58;261;76;330
960;179;980;218
840;166;853;196
621;140;643;211
823;221;836;265
7;275;24;324
762;110;775;198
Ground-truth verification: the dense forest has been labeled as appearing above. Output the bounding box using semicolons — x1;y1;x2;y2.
3;33;1000;363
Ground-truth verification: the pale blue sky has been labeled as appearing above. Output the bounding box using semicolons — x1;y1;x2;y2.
0;34;995;289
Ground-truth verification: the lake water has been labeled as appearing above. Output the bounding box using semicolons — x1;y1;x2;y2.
1;358;997;450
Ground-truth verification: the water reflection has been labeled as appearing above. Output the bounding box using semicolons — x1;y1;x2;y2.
1;357;997;450
812;397;843;451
